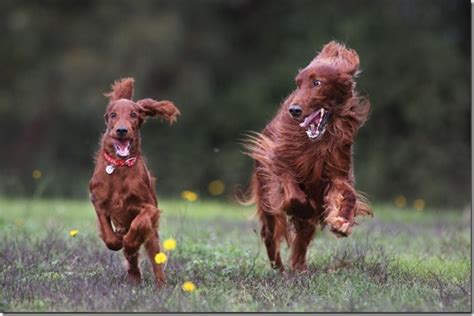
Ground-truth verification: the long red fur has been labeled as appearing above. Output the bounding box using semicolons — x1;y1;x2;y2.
89;78;180;287
242;41;372;271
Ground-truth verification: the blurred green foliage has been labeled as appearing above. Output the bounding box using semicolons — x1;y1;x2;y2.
0;0;470;207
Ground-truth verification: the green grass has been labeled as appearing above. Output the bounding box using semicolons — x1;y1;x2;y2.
0;198;471;312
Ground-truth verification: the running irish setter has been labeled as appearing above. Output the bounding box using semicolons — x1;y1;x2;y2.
89;78;180;286
244;41;372;271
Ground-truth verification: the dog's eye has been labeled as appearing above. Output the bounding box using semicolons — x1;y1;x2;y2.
109;112;117;118
313;80;322;87
130;112;137;118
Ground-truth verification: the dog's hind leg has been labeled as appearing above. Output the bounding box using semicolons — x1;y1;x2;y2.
259;210;285;271
122;204;163;285
144;229;166;287
289;218;316;271
253;169;288;271
253;165;286;271
124;250;141;283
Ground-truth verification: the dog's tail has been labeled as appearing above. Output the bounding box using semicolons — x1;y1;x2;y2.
355;191;373;217
236;171;259;206
241;132;275;171
236;132;275;206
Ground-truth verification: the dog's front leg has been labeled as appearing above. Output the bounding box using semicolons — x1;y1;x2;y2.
324;178;356;237
279;174;306;204
279;174;316;219
95;211;123;251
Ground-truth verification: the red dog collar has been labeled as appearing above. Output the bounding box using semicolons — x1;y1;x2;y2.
103;152;137;168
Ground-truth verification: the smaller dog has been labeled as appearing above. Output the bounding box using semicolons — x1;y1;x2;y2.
89;78;180;287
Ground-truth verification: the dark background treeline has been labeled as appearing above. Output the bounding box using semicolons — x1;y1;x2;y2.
0;0;470;208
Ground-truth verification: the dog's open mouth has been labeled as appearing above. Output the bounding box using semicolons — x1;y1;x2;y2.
299;108;331;140
113;139;131;157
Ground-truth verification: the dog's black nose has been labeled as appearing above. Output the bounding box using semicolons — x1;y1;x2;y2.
116;128;128;137
289;104;302;118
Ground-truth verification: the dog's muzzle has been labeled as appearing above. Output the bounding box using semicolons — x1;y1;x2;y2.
299;108;331;140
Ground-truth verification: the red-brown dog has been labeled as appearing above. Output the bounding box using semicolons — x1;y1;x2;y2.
244;41;372;271
89;78;180;286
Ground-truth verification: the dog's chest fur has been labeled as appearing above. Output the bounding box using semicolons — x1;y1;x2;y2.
272;117;332;183
90;158;155;227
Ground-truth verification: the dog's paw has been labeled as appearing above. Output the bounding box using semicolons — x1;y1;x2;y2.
291;263;309;273
271;260;285;272
127;271;142;284
154;275;167;288
105;237;123;251
329;216;353;238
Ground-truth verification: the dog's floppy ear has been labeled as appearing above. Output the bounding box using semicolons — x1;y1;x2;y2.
104;77;135;101
137;98;181;124
335;73;356;102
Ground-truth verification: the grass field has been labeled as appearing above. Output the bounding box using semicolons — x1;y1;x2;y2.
0;198;471;312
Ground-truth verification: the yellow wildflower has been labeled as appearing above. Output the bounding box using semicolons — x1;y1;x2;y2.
181;190;198;202
163;238;177;251
32;169;42;180
154;252;167;264
69;229;79;237
208;180;225;196
182;281;196;292
413;198;425;211
394;195;406;208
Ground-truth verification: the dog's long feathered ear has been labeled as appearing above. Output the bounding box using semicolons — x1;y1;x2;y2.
318;41;360;76
137;98;180;124
104;77;135;101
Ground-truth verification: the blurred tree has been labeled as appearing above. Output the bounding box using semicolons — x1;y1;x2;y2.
0;0;469;208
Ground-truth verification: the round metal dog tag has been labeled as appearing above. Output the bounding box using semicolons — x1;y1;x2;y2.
105;165;115;174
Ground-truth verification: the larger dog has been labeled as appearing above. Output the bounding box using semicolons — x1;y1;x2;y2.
244;41;372;271
89;78;180;286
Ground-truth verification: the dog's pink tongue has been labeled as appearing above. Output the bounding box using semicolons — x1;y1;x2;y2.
115;141;130;157
299;110;321;128
117;143;127;151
